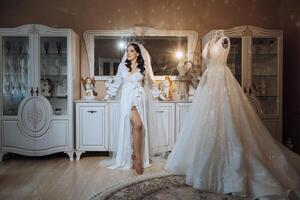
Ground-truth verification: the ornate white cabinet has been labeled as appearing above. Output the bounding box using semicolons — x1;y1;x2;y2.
75;102;108;160
75;101;190;160
202;26;283;142
0;24;80;161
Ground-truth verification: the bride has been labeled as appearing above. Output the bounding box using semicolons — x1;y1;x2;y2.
102;42;167;174
165;31;300;199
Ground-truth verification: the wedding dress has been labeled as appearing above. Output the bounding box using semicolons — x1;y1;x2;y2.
165;32;300;199
101;43;167;170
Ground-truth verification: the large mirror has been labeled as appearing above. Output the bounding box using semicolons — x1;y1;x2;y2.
84;27;198;80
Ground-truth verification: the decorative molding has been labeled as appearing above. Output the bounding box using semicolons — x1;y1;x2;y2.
18;95;53;138
0;24;73;36
201;26;283;39
242;28;253;36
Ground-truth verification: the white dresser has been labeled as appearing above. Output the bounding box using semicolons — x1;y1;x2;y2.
75;100;192;160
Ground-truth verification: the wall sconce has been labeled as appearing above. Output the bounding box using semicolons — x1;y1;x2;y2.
175;50;184;60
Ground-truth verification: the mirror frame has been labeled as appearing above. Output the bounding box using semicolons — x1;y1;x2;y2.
83;26;198;80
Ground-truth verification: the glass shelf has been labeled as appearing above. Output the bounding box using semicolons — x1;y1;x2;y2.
45;96;67;99
256;95;277;97
40;36;68;116
41;53;67;57
253;53;277;56
253;74;277;76
41;75;67;77
228;57;241;60
252;37;278;116
4;73;29;76
2;53;29;56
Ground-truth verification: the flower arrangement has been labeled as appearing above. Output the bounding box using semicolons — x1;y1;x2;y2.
175;56;202;100
189;64;201;88
176;58;193;77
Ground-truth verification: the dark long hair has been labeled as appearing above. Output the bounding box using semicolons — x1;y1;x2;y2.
125;43;145;74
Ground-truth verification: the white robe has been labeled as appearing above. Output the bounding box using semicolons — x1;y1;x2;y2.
104;63;161;169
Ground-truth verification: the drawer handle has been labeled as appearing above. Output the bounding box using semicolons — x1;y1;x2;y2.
88;110;97;114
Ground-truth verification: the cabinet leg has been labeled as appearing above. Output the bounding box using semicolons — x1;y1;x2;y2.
64;151;74;161
0;151;6;162
75;151;85;161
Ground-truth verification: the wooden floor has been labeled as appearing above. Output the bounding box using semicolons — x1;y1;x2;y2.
0;153;167;200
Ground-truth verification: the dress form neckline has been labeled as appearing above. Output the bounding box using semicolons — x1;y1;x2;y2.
209;36;230;51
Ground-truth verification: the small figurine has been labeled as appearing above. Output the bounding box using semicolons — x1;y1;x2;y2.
158;76;175;100
81;76;97;100
165;76;175;100
41;79;54;97
103;77;114;100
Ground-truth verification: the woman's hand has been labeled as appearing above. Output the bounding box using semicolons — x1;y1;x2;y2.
159;93;166;101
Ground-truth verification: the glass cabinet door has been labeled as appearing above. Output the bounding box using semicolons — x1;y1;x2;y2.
227;38;242;85
40;37;67;116
2;36;30;116
251;38;278;115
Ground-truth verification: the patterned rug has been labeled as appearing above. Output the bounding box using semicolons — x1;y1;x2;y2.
89;173;247;200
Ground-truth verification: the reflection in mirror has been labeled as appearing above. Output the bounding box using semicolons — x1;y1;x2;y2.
94;36;188;76
84;27;198;80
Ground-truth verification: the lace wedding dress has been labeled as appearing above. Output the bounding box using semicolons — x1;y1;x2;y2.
165;33;300;199
101;43;167;170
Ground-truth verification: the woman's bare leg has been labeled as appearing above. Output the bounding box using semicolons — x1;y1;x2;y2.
130;106;144;174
